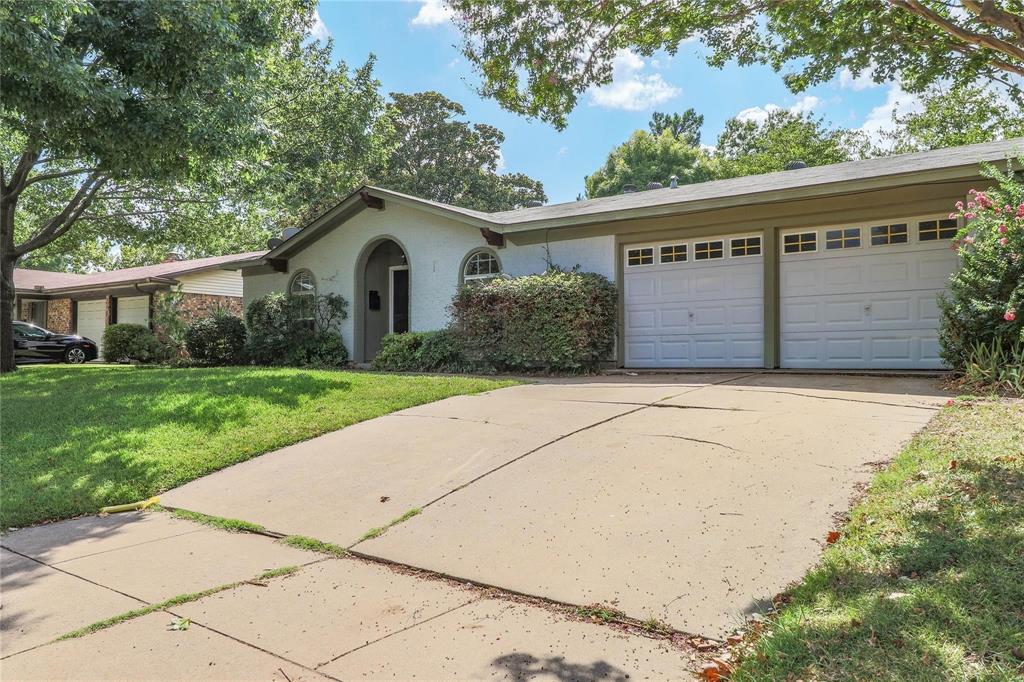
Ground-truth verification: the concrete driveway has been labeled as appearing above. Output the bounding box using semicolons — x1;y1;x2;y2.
2;373;948;679
163;372;945;636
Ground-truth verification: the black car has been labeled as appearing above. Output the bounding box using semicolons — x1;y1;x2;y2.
13;321;99;364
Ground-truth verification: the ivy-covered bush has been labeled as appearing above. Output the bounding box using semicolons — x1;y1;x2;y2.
184;311;247;365
101;323;163;363
245;291;349;367
939;162;1024;369
373;330;464;372
450;269;617;372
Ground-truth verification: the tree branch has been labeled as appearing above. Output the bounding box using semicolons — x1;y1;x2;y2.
890;0;1024;69
961;0;1024;44
3;149;42;198
24;167;99;187
14;173;109;256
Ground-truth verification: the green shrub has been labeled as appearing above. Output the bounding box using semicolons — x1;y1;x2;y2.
963;339;1024;396
184;311;247;365
373;330;463;372
450;269;617;372
244;292;349;367
101;323;163;363
939;161;1024;368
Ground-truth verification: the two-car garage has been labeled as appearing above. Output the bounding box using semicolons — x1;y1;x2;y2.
623;215;960;370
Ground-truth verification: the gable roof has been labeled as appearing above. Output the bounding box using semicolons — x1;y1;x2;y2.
259;137;1023;262
14;251;264;294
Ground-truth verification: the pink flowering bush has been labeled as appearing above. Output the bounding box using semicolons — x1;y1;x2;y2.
939;161;1024;369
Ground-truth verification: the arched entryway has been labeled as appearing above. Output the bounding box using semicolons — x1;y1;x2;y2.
354;238;409;362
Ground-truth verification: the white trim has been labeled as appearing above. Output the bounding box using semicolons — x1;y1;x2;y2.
388;265;409;334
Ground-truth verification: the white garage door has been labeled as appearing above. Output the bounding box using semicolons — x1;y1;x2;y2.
116;295;150;327
780;217;959;369
624;234;764;368
76;299;107;353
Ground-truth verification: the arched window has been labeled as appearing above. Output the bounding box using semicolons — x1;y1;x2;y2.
289;270;316;322
463;250;501;281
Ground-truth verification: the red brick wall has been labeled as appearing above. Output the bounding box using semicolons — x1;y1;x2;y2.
177;293;242;324
46;298;73;334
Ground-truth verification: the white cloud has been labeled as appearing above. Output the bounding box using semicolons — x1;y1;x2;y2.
839;66;879;91
411;0;454;27
589;50;680;111
494;148;505;171
857;82;924;143
735;95;821;124
307;9;330;41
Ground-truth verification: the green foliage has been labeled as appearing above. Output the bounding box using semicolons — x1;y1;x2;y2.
451;270;617;372
169;507;266;534
373;91;545;211
280;535;348;557
450;1;1024;128
151;289;189;359
939;162;1024;368
889;83;1024;153
713;109;868;178
373;330;464;372
649;109;703;147
184;311;247;366
0;364;515;527
963;340;1024;397
359;508;422;542
101;324;163;364
244;292;350;367
585;130;711;198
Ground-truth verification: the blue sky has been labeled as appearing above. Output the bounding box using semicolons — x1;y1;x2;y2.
314;0;921;204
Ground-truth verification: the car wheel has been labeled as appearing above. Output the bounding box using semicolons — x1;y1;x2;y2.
65;347;88;364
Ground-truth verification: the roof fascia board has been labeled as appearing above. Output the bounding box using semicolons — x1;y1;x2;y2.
43;276;178;295
499;165;988;234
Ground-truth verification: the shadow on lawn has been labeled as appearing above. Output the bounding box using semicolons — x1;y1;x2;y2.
1;367;349;528
738;454;1024;681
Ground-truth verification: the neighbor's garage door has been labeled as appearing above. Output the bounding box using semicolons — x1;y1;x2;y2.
624;234;764;368
780;216;959;369
76;299;107;354
116;295;150;327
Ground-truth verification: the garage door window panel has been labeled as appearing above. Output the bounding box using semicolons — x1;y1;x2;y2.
870;223;908;246
826;228;861;250
694;240;724;260
919;219;958;241
627;247;654;266
730;236;761;257
783;232;817;254
660;244;687;263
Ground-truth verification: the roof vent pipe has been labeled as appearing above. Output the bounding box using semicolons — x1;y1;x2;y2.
622;184;637;193
524;199;543;208
647;181;663;190
784;160;808;170
669;175;678;188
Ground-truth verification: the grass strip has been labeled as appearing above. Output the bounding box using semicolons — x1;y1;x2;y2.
167;507;267;534
360;508;422;542
280;535;348;557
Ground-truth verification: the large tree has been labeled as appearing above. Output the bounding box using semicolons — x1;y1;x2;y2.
373;91;545;211
451;0;1024;128
713;110;870;177
585;129;712;198
649;109;704;147
888;83;1024;153
0;0;319;372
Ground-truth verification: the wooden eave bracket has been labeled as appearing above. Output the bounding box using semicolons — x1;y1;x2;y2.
480;227;504;247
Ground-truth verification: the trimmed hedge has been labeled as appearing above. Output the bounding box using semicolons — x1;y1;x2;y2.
373;330;464;372
244;292;349;368
450;269;616;372
184;311;246;365
101;323;163;363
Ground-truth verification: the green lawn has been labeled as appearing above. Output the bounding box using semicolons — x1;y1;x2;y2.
0;365;513;529
732;398;1024;682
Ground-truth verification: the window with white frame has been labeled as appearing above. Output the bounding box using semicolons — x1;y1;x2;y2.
730;236;761;257
825;228;861;249
660;244;687;263
626;247;654;266
783;232;817;254
870;223;908;246
289;270;316;321
694;240;724;260
463;250;501;280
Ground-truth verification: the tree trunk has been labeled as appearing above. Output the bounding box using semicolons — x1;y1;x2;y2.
0;252;15;374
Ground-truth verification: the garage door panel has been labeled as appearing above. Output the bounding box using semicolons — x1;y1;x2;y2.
76;300;107;354
624;239;764;368
783;332;946;369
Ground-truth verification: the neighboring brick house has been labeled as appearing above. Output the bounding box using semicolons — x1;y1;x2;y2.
13;252;262;353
